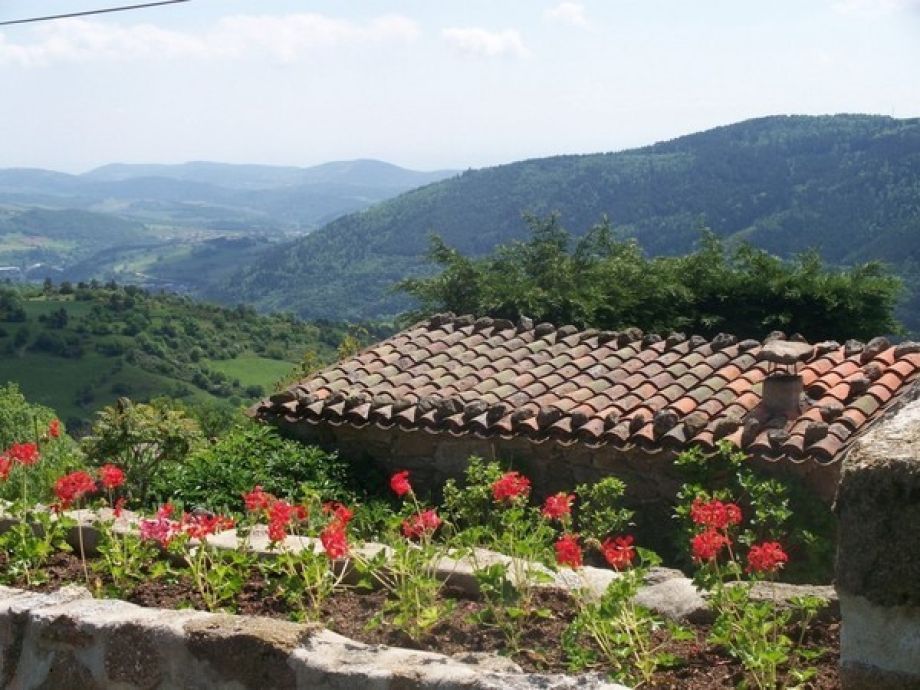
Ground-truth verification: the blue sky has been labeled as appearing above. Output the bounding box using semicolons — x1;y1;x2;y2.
1;0;918;173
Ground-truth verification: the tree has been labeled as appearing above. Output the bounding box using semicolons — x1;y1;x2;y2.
397;215;903;341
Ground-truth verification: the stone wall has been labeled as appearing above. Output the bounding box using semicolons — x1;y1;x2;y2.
277;419;839;552
0;585;626;690
834;396;920;689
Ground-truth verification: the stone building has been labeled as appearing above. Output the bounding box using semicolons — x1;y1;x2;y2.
253;314;920;510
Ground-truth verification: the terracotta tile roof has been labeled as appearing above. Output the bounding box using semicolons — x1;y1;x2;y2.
254;315;920;465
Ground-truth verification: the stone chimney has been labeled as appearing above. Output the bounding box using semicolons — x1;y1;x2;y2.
758;339;814;418
761;374;804;417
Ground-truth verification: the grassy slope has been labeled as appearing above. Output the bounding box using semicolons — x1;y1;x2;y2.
0;289;349;426
204;356;294;388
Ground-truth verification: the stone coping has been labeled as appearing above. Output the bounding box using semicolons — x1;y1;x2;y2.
0;584;628;690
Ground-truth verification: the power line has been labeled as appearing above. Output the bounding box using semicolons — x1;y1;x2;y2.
0;1;191;27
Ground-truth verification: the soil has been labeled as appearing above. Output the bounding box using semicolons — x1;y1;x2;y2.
1;552;840;688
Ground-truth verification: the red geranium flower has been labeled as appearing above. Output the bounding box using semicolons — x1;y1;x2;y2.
8;442;39;467
182;513;234;541
266;499;307;543
390;470;412;497
48;419;61;439
492;471;531;502
0;455;11;481
320;522;349;559
691;529;730;562
401;509;443;539
601;535;636;570
54;470;97;509
322;501;354;525
542;492;574;521
555;533;583;569
98;464;125;490
243;485;276;512
690;498;742;531
746;541;789;574
113;496;126;518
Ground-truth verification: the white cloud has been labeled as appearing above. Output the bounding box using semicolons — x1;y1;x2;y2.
441;27;530;59
0;13;420;66
544;2;589;27
833;0;920;14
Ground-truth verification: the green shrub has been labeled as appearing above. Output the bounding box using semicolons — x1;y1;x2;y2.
81;398;204;504
154;424;354;513
0;383;86;503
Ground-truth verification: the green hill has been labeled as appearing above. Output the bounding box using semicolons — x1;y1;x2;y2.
215;114;920;328
0;283;380;429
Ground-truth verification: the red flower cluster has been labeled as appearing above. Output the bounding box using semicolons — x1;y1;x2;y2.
390;470;412;497
601;535;636;570
690;498;742;530
401;509;443;539
267;499;308;543
555;533;583;569
542;492;574;521
48;419;61;439
243;485;275;512
691;529;731;562
320;521;348;559
746;541;789;574
99;464;126;490
322;501;354;525
318;499;353;560
492;471;531;502
7;442;39;467
687;496;744;564
54;471;97;509
182;512;235;540
0;441;42;481
242;485;310;542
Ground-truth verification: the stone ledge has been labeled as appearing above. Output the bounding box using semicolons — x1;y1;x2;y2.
0;585;628;690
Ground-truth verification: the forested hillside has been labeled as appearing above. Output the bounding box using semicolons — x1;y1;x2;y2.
0;282;382;429
217;115;920;329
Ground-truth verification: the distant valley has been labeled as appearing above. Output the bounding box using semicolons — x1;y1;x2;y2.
0;159;457;293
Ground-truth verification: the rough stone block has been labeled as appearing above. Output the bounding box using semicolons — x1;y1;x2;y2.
835;397;920;607
835;395;920;687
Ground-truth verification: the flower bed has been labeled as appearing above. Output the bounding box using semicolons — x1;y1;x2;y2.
0;431;840;688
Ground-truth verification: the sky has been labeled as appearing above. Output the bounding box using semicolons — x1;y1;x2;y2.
1;0;918;173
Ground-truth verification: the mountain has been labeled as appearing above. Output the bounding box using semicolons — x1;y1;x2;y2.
84;159;456;191
216;114;920;327
0;159;457;230
0;159;458;290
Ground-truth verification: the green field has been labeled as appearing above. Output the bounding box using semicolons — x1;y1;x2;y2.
205;356;294;389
